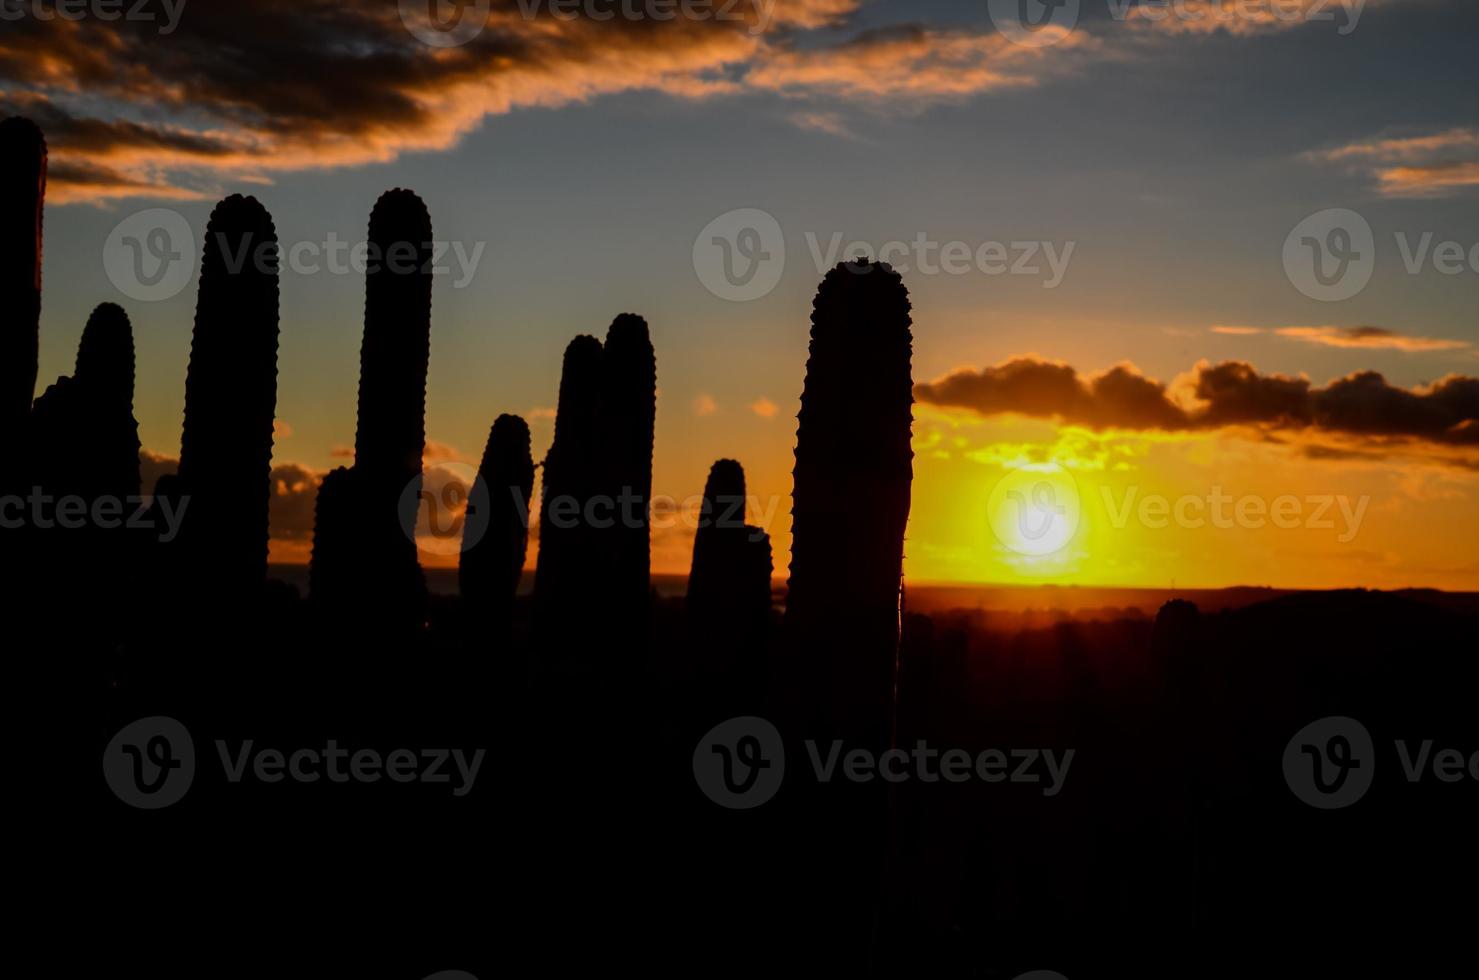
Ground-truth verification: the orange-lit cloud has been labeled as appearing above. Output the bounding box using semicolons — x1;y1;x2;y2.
0;3;1106;203
750;397;779;418
1275;326;1469;353
916;356;1479;457
1211;324;1470;353
1309;127;1479;197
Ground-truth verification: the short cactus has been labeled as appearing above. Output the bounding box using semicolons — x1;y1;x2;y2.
460;414;535;633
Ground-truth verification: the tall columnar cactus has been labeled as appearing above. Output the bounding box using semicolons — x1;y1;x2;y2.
354;188;433;622
460;414;535;633
0;116;46;479
688;459;773;704
785;259;913;748
534;334;604;640
601;313;656;631
176;194;281;593
356;188;433;486
310;189;433;625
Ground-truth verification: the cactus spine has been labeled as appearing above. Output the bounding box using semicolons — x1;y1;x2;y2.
460;414;534;632
176;194;281;593
785;259;913;748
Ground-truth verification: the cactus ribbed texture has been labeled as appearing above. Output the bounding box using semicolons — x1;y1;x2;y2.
459;414;534;632
0;116;46;480
355;189;431;624
534;334;604;644
601;313;656;635
309;189;433;628
176;194;280;593
785;259;913;748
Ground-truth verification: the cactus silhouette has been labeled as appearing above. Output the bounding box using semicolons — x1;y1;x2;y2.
310;189;433;628
601;313;656;637
308;466;359;613
688;459;772;708
534;334;604;647
460;414;534;634
0;117;46;481
24;304;142;641
175;195;281;593
785;259;913;748
688;459;769;623
27;302;141;503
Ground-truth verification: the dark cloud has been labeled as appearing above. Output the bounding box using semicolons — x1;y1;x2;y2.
915;357;1479;453
0;2;855;200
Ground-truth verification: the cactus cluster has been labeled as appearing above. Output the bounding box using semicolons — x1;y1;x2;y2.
533;316;657;656
175;194;281;594
27;303;141;504
785;259;914;747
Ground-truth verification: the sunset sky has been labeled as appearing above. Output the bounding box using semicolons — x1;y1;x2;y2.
6;0;1477;589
